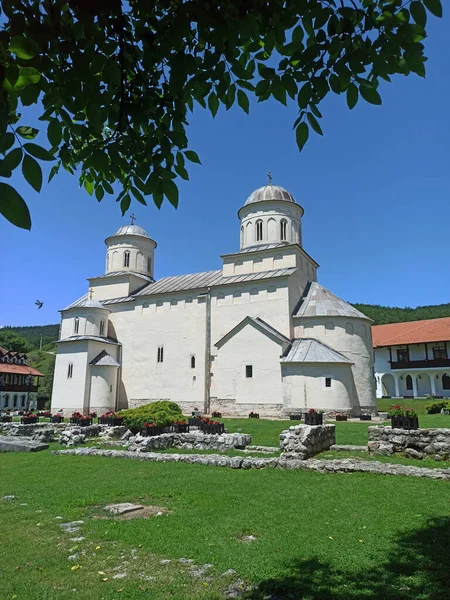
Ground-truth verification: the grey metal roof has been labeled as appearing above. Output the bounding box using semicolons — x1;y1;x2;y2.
57;335;121;345
245;185;296;206
90;350;120;367
63;295;109;311
133;267;297;298
89;271;154;282
238;242;290;253
111;225;150;238
294;282;371;320
215;316;290;348
281;339;352;364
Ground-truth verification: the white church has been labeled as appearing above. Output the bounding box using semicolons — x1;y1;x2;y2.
51;183;377;418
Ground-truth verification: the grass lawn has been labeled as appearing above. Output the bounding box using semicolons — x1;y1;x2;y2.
1;450;450;600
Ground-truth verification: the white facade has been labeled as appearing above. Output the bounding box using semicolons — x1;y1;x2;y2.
51;183;377;417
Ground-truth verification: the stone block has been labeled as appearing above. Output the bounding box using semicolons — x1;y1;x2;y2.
368;441;394;456
0;436;49;452
404;448;424;460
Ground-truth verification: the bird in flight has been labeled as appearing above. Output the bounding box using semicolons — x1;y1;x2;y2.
35;300;44;309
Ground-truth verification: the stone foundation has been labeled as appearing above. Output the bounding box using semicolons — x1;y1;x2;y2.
280;424;336;460
128;431;251;452
209;399;285;418
368;426;450;461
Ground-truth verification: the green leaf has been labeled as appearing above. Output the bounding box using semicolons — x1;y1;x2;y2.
298;83;312;109
23;143;55;161
292;26;304;43
131;186;147;205
174;162;189;180
48;163;60;182
307;113;323;136
120;193;131;215
84;178;94;196
103;180;114;194
103;60;122;85
423;0;442;17
47;120;62;148
3;148;23;171
208;92;219;117
237;90;250;114
295;122;309;151
0;133;15;154
410;1;427;25
346;83;358;110
0;183;31;230
359;85;382;106
16;126;38;140
162;179;179;208
9;36;40;60
185;150;201;164
14;67;41;90
22;154;42;192
95;185;104;202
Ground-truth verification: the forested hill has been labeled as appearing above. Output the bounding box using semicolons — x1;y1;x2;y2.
351;303;450;325
1;324;59;349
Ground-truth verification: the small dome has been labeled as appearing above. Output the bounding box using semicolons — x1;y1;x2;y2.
245;185;296;206
69;297;107;310
113;225;150;238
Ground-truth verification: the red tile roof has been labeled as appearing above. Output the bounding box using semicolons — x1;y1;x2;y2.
0;364;44;377
372;317;450;348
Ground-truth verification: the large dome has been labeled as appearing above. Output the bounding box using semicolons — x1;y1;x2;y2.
245;185;296;206
113;224;150;238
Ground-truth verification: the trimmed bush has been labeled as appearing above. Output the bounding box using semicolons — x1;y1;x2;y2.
425;400;449;414
118;401;183;429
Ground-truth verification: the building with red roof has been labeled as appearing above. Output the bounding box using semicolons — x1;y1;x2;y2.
0;346;44;411
373;318;450;398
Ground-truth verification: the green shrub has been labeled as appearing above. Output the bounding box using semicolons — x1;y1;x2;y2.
118;401;183;429
425;400;449;414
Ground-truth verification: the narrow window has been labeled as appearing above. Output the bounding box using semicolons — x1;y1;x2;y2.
67;363;73;379
74;317;79;335
13;395;18;407
106;254;109;270
157;346;164;363
191;355;196;369
123;251;130;268
433;346;447;359
256;220;263;241
325;377;332;388
245;365;253;378
4;395;9;407
397;349;408;363
443;374;450;390
280;219;287;241
147;257;151;273
21;395;26;407
99;320;105;336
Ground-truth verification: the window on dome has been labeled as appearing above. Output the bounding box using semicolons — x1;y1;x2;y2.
99;320;105;336
147;257;151;273
280;219;287;241
123;251;130;268
256;220;263;241
74;317;79;335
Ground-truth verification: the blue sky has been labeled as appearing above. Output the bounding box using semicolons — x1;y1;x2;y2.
1;15;449;328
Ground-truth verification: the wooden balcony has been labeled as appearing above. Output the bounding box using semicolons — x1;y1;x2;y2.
390;358;450;370
1;384;39;392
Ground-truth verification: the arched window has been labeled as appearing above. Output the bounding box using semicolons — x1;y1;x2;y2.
345;323;354;335
325;322;335;332
21;394;26;407
74;317;79;335
123;251;130;268
406;375;413;391
147;257;151;273
361;324;367;337
4;395;9;407
443;374;450;390
256;220;263;241
99;320;105;336
240;226;244;247
280;219;287;241
191;355;196;369
13;395;18;407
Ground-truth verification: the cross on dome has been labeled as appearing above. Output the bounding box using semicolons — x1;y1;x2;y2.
267;171;272;185
130;213;136;225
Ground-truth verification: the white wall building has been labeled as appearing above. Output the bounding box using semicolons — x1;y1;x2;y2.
373;318;450;398
51;183;377;417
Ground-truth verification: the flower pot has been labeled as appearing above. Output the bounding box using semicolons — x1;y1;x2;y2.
248;413;260;419
392;416;419;430
21;417;39;424
289;414;303;420
305;413;323;425
199;422;225;434
211;412;222;418
141;425;164;437
360;415;372;421
107;417;123;426
98;417;109;424
336;415;348;421
188;417;202;427
51;416;64;423
172;423;189;433
70;418;92;427
391;416;405;428
1;416;12;423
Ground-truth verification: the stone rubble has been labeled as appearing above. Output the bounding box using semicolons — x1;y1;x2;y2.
53;448;450;480
2;495;17;500
330;444;368;452
127;430;252;452
368;426;450;461
103;503;144;516
59;428;86;446
280;424;336;460
0;436;49;452
243;445;279;454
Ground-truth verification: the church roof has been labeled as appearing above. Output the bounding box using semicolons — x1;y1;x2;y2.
63;296;109;311
90;350;120;367
89;271;154;282
57;335;121;345
294;282;371;321
133;267;298;297
245;185;296;206
281;339;353;364
112;224;150;238
215;316;291;349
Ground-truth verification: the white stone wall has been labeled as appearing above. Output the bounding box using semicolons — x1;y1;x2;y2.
238;200;303;249
105;234;156;278
293;316;376;411
89;366;118;414
60;307;110;340
212;320;285;406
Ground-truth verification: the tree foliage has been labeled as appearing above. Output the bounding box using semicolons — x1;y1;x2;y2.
1;324;59;349
0;329;33;352
351;302;450;325
0;0;442;229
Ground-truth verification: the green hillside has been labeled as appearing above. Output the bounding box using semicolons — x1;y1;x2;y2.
352;303;450;325
1;324;59;349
